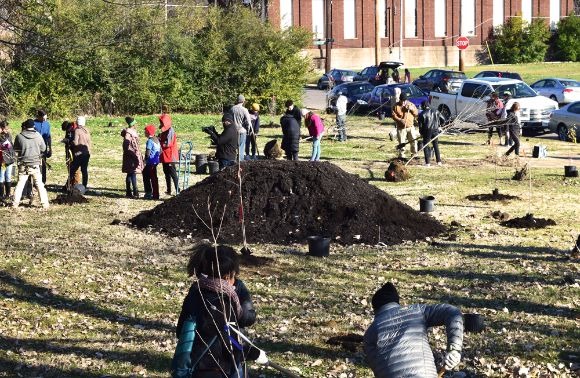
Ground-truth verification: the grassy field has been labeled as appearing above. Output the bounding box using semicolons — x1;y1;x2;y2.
0;112;579;377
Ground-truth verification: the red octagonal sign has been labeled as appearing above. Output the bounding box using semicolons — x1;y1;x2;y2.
456;36;469;50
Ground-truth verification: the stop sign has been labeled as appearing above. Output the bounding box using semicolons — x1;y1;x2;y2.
456;36;469;50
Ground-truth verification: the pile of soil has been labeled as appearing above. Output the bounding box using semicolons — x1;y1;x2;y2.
512;163;529;181
385;160;410;182
501;213;556;229
52;192;89;205
466;190;520;202
491;210;510;221
131;161;445;245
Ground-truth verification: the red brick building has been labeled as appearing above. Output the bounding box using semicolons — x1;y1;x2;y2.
268;0;576;68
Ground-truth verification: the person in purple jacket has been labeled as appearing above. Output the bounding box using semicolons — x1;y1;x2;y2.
302;109;325;161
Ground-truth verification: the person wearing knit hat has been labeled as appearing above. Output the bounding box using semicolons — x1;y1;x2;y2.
215;112;238;169
68;116;92;190
246;103;261;160
364;282;464;377
121;116;144;198
142;125;160;200
12;119;50;209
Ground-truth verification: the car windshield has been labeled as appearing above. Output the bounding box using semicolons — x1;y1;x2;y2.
348;84;373;95
493;82;538;98
398;85;423;97
561;80;580;87
339;70;357;77
448;72;467;79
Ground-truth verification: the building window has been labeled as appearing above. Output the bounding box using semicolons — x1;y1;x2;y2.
434;0;446;37
492;0;504;28
344;0;356;39
404;0;417;38
378;0;387;38
549;0;560;30
312;0;325;39
460;0;475;36
280;0;293;30
521;0;532;24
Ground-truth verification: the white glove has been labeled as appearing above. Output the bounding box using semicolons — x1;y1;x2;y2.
255;350;269;365
444;349;461;370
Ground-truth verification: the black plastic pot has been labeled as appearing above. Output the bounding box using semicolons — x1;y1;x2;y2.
208;161;220;174
195;154;208;174
564;165;578;178
464;313;485;333
419;196;435;212
307;236;331;257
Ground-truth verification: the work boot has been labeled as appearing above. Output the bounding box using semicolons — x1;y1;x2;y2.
0;183;4;199
125;190;133;198
5;183;11;198
133;190;139;199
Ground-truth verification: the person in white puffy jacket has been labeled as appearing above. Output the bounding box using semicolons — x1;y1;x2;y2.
364;282;464;377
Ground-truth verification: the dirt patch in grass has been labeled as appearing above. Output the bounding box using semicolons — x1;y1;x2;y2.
501;213;557;229
239;253;273;267
51;192;89;205
132;160;445;245
466;191;520;201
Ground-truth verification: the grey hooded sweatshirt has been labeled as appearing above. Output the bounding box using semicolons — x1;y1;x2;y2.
14;128;46;167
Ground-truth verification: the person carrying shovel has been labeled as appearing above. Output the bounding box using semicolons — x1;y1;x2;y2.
364;282;464;377
391;93;418;159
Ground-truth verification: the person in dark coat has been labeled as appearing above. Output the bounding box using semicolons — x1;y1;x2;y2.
280;112;300;161
174;243;267;378
216;113;239;169
418;101;444;166
364;282;464;377
504;102;521;157
284;100;302;125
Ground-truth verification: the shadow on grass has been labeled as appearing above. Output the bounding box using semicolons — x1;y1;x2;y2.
438;140;477;146
0;271;172;332
421;291;577;319
0;355;123;378
44;184;126;199
444;242;565;259
405;267;563;286
0;335;171;375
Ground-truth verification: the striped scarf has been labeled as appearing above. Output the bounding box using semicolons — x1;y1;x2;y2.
198;276;242;317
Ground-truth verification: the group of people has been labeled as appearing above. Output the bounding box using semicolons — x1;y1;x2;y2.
210;96;328;167
485;91;522;157
0;111;91;209
391;93;445;166
173;242;468;378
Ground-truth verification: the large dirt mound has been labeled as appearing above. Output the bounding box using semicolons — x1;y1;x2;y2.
131;161;445;245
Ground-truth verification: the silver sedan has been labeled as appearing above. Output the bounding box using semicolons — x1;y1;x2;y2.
531;78;580;104
548;101;580;142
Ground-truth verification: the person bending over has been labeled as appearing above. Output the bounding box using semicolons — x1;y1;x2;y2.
364;282;464;377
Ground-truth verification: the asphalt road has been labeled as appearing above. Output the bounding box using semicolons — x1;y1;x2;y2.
303;85;327;110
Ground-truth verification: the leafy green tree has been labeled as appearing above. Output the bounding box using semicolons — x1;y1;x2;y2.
0;1;311;117
555;14;580;61
488;16;550;64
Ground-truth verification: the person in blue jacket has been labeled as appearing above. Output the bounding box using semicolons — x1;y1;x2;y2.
364;282;464;377
33;109;52;183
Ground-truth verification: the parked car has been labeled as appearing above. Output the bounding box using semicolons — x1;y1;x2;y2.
354;61;404;86
429;77;558;134
326;82;375;110
413;69;467;92
548;101;580;142
358;83;428;116
317;69;357;90
474;71;523;80
530;78;580;105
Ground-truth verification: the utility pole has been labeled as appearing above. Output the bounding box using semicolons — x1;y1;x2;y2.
375;0;381;65
398;0;403;62
458;3;464;72
325;0;332;72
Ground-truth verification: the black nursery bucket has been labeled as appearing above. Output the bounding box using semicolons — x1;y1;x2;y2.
195;154;208;174
307;236;331;257
208;161;220;174
564;165;578;178
419;196;435;212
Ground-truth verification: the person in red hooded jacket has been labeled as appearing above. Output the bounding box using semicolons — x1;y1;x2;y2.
158;112;179;195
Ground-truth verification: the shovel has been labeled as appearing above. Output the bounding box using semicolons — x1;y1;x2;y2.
267;360;302;378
